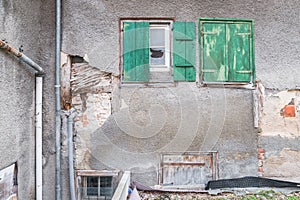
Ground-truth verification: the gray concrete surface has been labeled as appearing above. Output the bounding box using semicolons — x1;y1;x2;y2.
72;83;257;186
0;0;56;199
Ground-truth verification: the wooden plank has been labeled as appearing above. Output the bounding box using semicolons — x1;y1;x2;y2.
112;171;130;200
76;170;119;177
202;23;227;82
160;153;218;186
228;23;251;82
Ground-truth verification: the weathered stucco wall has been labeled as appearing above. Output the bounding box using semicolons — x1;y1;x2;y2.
67;63;257;186
61;0;300;188
62;0;300;89
0;0;56;199
259;90;300;181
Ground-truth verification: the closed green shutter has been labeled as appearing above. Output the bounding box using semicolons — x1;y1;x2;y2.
200;19;254;83
228;23;252;82
201;23;227;82
123;22;150;82
173;22;196;81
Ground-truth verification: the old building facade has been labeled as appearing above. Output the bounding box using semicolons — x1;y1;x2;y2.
61;0;300;198
0;0;299;199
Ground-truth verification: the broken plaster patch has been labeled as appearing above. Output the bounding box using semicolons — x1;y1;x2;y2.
261;90;300;138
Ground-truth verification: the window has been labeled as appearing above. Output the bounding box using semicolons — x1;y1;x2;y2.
76;170;119;200
82;176;113;199
199;18;255;84
150;24;170;70
122;19;196;83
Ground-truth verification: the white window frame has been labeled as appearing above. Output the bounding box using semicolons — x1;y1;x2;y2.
82;176;113;199
76;170;118;200
149;23;171;72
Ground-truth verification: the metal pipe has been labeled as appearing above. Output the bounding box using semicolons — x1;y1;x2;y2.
55;0;62;199
0;40;44;75
36;76;43;200
67;110;77;200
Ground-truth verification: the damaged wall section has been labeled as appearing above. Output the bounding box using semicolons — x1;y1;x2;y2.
258;89;300;182
60;54;118;170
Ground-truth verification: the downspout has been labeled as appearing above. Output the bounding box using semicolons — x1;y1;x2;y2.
0;40;44;74
0;40;45;200
55;0;62;199
35;75;43;200
67;109;77;200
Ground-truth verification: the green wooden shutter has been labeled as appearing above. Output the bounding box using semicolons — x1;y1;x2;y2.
201;23;227;82
228;23;252;82
173;22;196;81
123;22;150;82
200;19;255;84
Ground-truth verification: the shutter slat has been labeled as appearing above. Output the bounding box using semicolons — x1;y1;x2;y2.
202;23;227;82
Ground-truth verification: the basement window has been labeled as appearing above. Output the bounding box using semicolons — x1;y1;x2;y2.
83;176;113;198
76;170;119;200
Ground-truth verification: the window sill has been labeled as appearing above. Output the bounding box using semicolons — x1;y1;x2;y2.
121;81;177;88
200;82;255;89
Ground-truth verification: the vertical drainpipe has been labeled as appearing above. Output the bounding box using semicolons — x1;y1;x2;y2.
35;75;43;200
67;110;77;200
55;0;62;199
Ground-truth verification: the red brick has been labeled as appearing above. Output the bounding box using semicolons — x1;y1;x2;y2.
284;105;296;117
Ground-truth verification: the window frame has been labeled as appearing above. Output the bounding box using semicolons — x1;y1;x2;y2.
149;23;171;71
199;18;255;86
82;176;113;198
76;170;119;200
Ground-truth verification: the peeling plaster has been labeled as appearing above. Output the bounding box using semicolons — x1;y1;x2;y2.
261;90;300;138
68;61;116;171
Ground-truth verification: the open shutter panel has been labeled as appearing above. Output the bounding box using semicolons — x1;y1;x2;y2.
123;22;150;82
123;22;135;81
228;23;252;82
202;23;227;82
173;22;196;81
